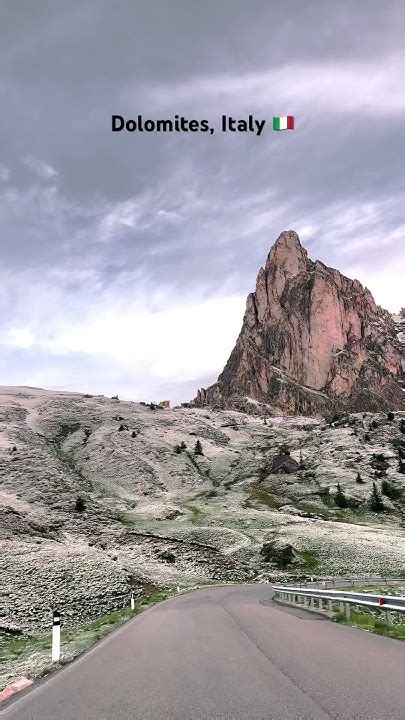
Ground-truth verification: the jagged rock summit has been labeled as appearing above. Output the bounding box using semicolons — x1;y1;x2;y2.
195;231;404;415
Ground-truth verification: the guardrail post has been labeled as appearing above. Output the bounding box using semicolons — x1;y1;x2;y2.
318;598;323;610
345;602;351;619
52;610;61;663
339;601;344;613
327;599;333;613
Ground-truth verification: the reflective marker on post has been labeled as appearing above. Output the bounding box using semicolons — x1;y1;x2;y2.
52;610;61;662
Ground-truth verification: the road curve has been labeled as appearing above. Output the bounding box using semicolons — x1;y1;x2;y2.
2;584;405;719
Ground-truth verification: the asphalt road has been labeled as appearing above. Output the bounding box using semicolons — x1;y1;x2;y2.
2;584;405;719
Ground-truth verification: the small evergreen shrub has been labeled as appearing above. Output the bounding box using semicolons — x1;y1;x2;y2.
75;496;86;512
194;439;203;455
369;482;384;512
334;483;348;508
373;453;386;462
159;551;176;563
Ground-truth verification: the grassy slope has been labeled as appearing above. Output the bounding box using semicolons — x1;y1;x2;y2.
334;585;405;641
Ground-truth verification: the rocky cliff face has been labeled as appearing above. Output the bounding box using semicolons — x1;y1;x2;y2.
195;231;404;415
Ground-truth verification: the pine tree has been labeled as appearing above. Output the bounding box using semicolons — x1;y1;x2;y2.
194;439;203;456
334;483;348;508
356;472;365;484
75;496;86;512
369;482;384;512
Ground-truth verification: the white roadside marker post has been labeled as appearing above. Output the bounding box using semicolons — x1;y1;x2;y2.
130;592;135;611
51;610;61;663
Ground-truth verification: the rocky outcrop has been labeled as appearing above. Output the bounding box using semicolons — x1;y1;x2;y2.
195;231;404;415
268;453;300;474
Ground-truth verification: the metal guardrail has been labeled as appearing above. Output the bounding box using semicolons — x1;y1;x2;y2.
273;585;405;626
290;578;404;590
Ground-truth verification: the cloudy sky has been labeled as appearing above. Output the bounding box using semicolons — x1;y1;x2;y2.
1;1;404;404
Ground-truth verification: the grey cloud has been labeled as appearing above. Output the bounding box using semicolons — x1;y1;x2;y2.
23;156;58;180
0;1;404;401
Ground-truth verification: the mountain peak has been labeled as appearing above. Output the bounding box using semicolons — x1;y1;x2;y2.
195;231;404;415
264;230;309;285
271;229;302;250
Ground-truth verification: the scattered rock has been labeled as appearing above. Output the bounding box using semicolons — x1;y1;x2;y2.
260;540;297;568
268;453;299;474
